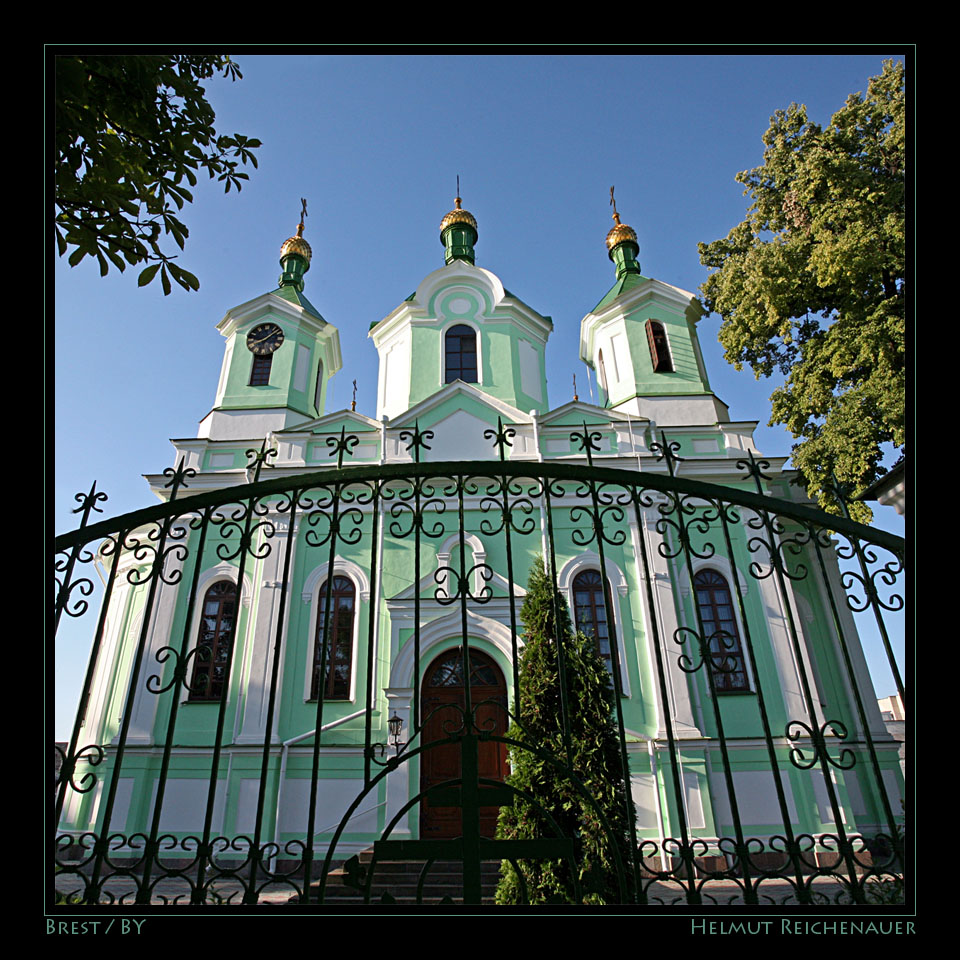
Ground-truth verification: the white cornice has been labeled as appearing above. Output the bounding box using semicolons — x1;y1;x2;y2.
369;261;552;346
217;292;330;339
275;408;382;436
537;400;647;426
386;380;532;428
580;277;701;361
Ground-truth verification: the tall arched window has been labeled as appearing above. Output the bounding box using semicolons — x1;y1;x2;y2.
444;324;478;383
572;569;612;667
311;576;356;700
694;569;749;692
188;581;237;702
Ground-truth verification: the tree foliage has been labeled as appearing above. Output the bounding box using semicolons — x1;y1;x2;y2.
698;60;905;521
495;556;635;905
55;55;261;294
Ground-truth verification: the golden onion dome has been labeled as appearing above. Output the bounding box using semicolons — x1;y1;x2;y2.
280;222;312;263
439;196;478;235
605;212;638;253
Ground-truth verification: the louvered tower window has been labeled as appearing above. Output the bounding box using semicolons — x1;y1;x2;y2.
645;320;673;373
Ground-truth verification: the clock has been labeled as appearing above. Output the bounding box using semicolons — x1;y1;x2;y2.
246;323;284;355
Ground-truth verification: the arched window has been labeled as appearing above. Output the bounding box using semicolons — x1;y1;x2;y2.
694;569;749;692
444;324;478;383
645;320;673;373
188;581;237;702
572;570;612;667
311;576;356;700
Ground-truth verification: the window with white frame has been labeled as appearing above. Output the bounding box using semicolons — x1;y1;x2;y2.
572;569;613;668
187;581;237;702
693;568;749;693
310;576;356;700
444;324;478;383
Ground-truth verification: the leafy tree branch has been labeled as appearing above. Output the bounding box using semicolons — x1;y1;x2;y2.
698;60;905;521
55;55;261;294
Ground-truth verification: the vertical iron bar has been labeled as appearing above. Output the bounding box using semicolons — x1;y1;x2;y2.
192;494;260;904
245;493;301;903
137;506;211;905
55;528;122;828
54;482;107;634
631;490;700;905
846;537;904;707
577;430;642;903
753;502;865;901
363;483;381;786
301;480;341;905
541;479;573;766
457;474;472;721
500;471;521;713
414;474;422;733
717;505;810;902
87;502;183;904
675;500;755;903
808;531;902;858
825;478;905;708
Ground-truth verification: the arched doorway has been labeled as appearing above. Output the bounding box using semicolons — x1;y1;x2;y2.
419;647;509;839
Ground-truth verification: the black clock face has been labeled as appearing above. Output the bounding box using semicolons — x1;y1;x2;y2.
247;323;284;355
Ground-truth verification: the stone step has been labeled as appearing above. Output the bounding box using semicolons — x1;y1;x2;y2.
297;850;502;904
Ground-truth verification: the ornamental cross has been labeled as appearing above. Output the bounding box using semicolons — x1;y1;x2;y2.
570;421;603;466
736;450;773;496
245;439;277;483
299;198;308;230
651;431;683;476
399;420;434;464
484;416;515;462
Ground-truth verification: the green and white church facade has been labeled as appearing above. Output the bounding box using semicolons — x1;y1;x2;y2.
58;198;904;873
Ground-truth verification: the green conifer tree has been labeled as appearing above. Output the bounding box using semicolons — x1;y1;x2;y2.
495;556;635;904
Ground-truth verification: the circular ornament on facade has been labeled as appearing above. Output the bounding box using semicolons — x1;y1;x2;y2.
447;297;472;315
247;323;285;355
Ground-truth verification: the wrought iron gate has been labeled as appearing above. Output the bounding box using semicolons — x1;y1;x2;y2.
53;425;906;906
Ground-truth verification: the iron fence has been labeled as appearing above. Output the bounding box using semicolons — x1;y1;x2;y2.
53;425;906;906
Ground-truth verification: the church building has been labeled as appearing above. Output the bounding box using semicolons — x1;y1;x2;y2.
55;194;904;903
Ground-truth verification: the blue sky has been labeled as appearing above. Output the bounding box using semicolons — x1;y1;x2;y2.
53;52;907;736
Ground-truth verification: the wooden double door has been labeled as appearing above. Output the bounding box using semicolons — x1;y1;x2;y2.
419;648;509;839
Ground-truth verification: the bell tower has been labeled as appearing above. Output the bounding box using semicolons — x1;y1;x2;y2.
198;204;342;440
369;193;552;421
580;190;727;426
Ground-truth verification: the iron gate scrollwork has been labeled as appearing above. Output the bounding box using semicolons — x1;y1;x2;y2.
53;425;906;907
